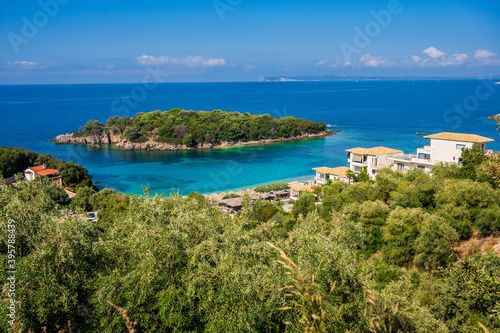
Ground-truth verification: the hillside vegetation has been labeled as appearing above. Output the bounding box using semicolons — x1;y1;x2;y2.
0;146;499;332
0;146;92;190
73;109;327;146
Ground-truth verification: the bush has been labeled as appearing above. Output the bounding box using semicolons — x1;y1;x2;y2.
475;205;500;235
435;204;473;239
46;185;71;206
292;192;316;218
344;201;390;256
222;193;241;199
254;182;289;193
252;199;279;221
382;207;429;266
59;161;93;189
72;186;96;211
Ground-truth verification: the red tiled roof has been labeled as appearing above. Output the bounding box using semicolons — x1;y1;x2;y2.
36;169;59;176
30;165;46;172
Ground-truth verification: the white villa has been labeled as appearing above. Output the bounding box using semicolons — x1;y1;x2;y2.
310;132;494;186
346;147;404;179
312;166;350;184
387;132;494;173
288;183;316;200
24;164;63;186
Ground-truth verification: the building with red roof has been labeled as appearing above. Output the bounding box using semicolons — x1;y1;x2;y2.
24;164;62;186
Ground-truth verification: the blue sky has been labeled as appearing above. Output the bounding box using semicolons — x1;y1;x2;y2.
1;0;499;83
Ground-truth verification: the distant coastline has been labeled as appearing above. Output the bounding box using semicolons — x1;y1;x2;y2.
257;75;500;82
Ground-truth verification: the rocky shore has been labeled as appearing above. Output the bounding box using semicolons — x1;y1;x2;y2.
52;130;334;151
487;114;500;122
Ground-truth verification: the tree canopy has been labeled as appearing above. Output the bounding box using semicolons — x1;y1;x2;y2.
0;147;92;189
72;109;327;145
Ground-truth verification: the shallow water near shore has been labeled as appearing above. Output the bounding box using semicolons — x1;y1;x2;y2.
1;80;499;195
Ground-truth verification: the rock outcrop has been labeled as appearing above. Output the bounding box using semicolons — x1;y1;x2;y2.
487;114;500;122
53;130;334;151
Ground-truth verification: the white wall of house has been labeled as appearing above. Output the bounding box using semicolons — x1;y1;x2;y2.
348;153;404;179
315;172;327;185
290;190;300;200
426;139;476;164
24;170;36;181
316;172;349;184
331;175;350;183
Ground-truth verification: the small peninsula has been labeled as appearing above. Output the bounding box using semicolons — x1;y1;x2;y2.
53;109;332;151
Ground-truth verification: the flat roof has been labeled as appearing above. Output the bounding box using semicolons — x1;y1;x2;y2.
424;132;494;143
346;147;404;156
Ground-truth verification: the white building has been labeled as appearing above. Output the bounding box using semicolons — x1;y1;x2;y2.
288;183;316;201
387;132;494;173
312;166;350;185
24;164;63;186
346;147;404;179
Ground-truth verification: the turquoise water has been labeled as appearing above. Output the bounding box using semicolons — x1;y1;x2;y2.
1;80;499;195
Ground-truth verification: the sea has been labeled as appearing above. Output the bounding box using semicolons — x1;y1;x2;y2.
1;80;499;196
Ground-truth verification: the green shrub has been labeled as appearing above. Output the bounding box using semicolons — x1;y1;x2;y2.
475;205;500;235
222;193;241;199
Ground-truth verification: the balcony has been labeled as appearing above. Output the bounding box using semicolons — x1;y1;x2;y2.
349;159;367;166
388;154;438;167
417;145;431;154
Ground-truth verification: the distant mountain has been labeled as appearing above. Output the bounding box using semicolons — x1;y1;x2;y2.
257;75;497;82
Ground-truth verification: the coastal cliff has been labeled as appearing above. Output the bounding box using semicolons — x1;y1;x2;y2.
52;130;334;151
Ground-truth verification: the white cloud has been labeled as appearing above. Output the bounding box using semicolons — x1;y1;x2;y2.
315;59;328;66
411;46;499;67
7;60;39;68
136;55;226;67
359;54;386;67
422;46;446;59
475;49;497;58
438;53;468;66
243;64;256;70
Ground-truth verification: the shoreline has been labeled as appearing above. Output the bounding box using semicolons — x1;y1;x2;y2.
52;130;334;151
202;175;316;201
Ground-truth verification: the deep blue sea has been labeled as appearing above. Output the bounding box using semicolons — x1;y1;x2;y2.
1;80;499;195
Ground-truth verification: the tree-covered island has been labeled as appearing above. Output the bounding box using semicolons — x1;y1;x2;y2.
53;109;332;150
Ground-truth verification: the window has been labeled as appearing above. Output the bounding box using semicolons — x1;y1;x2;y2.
372;169;376;174
397;163;405;171
456;144;466;150
352;155;363;163
418;165;425;170
418;153;430;159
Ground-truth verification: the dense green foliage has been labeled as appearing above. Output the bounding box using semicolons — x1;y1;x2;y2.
254;182;289;193
1;149;500;332
73;109;327;145
0;147;92;189
1;177;499;332
222;193;241;199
